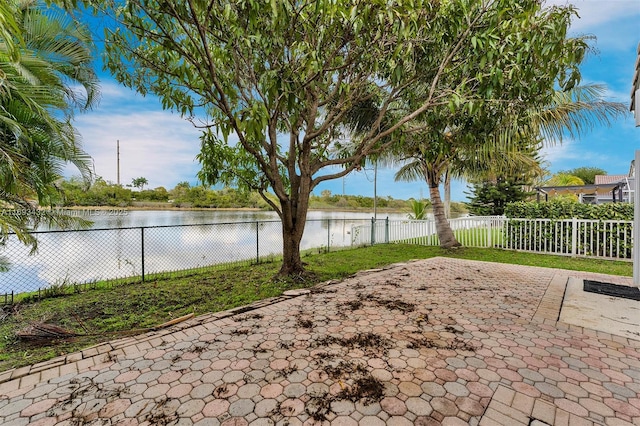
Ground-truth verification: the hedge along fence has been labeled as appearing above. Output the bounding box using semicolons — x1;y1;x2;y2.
504;200;634;220
502;201;634;259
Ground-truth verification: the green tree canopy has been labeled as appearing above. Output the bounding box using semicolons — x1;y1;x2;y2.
466;178;533;216
95;0;589;276
558;167;607;185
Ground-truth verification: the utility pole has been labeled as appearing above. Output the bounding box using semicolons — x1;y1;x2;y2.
117;140;120;186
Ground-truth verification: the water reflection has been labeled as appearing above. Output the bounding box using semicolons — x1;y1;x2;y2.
1;210;408;295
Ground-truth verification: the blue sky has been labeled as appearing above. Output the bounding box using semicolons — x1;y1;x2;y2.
69;0;640;202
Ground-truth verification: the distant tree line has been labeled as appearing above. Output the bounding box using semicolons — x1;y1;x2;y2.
309;190;407;210
58;178;468;213
58;178;268;209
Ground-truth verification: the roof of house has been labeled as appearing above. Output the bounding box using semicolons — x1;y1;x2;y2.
536;183;621;196
594;175;628;185
537;175;635;198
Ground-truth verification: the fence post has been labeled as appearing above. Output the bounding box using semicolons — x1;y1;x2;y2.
487;218;492;248
256;221;260;263
385;217;389;243
371;217;376;245
327;219;331;252
141;227;145;282
571;217;578;257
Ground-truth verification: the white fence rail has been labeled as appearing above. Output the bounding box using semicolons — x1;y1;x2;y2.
351;216;633;260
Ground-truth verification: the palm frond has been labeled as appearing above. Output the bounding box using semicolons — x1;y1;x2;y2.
531;84;628;144
394;159;425;183
0;0;99;252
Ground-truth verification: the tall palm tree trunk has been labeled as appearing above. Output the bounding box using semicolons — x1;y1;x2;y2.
426;169;460;248
444;168;451;219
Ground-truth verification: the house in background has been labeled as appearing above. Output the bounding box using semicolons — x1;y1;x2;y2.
535;164;635;204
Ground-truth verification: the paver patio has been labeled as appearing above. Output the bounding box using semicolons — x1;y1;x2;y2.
0;257;638;425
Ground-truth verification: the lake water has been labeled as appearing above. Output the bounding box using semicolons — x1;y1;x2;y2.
1;209;411;296
66;209;409;228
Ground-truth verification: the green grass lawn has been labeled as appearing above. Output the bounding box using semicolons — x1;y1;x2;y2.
0;244;632;372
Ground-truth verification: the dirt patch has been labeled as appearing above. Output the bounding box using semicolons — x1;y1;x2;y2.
274;366;298;379
313;351;333;360
336;376;385;404
234;313;264;321
303;360;386;421
406;336;438;349
144;396;177;426
250;344;268;355
48;377;128;420
295;314;314;329
306;392;333;421
312;332;392;355
405;334;477;352
322;360;368;379
338;300;363;311
296;318;313;328
188;343;207;354
213;384;233;399
344;293;416;313
369;297;415;313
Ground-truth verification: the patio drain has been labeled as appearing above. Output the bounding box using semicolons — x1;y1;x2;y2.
584;280;640;301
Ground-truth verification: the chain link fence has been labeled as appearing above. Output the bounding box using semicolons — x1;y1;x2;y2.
0;218;373;303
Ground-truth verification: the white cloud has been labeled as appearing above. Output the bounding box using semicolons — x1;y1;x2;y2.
545;0;640;54
539;136;635;176
546;0;639;31
540;139;584;167
70;99;204;189
540;138;613;170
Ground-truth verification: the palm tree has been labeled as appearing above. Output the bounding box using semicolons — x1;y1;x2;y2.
388;83;626;248
545;173;585;187
407;199;429;220
0;0;99;251
132;177;149;190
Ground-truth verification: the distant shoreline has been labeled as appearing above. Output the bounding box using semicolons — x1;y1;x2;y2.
54;205;408;213
57;205;263;212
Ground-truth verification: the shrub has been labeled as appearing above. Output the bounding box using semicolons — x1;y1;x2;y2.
504;200;633;220
502;200;633;258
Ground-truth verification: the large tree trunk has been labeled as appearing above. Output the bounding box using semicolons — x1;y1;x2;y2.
277;185;310;277
427;171;460;249
280;221;305;276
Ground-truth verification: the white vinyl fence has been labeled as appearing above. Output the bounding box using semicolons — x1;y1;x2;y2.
351;216;633;260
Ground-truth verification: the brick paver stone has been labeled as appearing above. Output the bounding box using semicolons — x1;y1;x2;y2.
0;258;638;425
